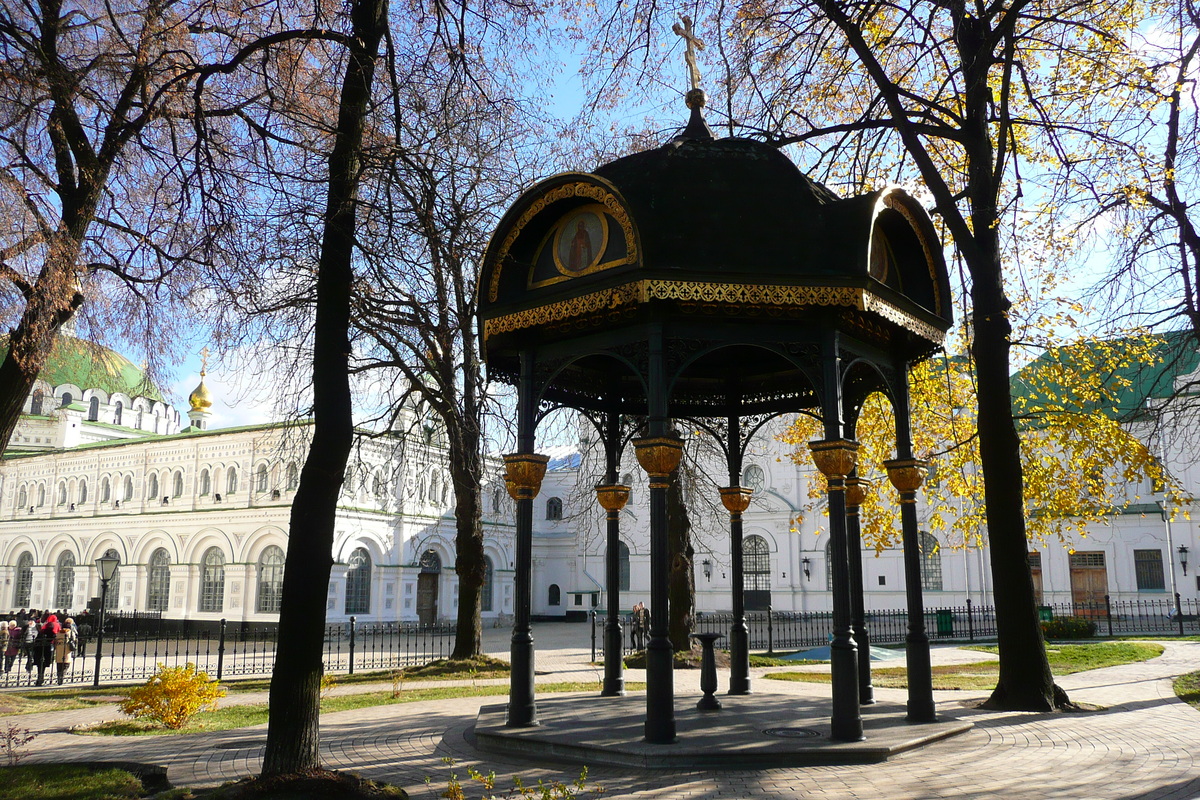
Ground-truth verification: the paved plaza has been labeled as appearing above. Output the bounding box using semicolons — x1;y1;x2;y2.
7;624;1200;799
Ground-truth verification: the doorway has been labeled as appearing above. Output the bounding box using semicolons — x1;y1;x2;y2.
1069;551;1107;615
417;549;441;624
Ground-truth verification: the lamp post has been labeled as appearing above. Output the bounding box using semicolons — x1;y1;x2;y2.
93;554;120;688
1179;546;1190;577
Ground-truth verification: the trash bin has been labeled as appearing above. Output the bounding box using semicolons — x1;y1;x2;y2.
936;609;954;637
1039;606;1053;622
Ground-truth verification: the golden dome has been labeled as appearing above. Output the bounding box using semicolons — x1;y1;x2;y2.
189;370;213;411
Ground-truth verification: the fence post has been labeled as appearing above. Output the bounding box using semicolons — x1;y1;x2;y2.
767;604;774;656
966;598;974;641
1177;593;1185;637
590;610;597;663
1104;595;1113;638
348;616;357;675
217;618;227;681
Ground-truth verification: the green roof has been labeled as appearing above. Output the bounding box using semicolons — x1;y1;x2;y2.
1012;330;1199;421
0;333;163;402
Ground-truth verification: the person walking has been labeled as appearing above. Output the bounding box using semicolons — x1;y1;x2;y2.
4;621;19;673
34;613;60;686
21;617;39;674
53;619;77;685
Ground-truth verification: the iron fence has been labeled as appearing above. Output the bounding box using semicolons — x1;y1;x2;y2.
0;616;455;689
592;594;1200;655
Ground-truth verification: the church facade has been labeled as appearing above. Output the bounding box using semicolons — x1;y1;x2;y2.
0;336;516;625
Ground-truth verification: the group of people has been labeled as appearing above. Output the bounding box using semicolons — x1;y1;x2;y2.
630;601;648;650
2;609;79;685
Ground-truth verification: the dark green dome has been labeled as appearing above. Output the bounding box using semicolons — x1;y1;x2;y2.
0;334;163;402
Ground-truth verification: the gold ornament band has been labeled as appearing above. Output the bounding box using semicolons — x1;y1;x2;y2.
883;458;929;503
719;486;753;514
595;484;631;512
845;476;873;515
633;436;684;488
808;439;861;485
503;453;551;499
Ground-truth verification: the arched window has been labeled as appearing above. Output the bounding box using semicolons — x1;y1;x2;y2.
345;547;371;615
373;472;384;497
57;481;67;505
79;479;88;505
546;497;563;520
101;548;120;611
257;545;286;613
55;551;76;608
607;541;631;592
419;549;442;572
37;484;45;507
173;471;183;498
17;486;27;508
113;400;123;425
200;547;225;612
744;535;770;591
742;464;765;492
492;485;502;512
199;469;211;495
481;556;495;612
146;548;171;612
14;553;34;607
429;472;441;504
286;463;299;491
60;391;72;408
123;475;133;501
548;584;561;606
88;396;100;421
148;473;159;501
227;466;238;494
919;532;943;591
136;409;143;428
31;389;44;415
257;464;269;492
100;477;110;503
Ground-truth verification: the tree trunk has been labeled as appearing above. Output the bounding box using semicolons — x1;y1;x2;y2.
449;417;485;659
666;468;694;653
260;0;387;776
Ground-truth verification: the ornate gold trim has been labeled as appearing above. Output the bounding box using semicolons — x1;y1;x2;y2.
845;477;873;512
503;453;551;500
595;484;631;511
482;280;946;345
883;458;928;502
719;486;753;514
633;436;684;481
488;181;638;303
808;439;860;483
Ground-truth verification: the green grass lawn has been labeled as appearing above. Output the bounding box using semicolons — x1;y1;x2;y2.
765;642;1164;690
76;680;646;737
0;764;145;800
1173;671;1200;710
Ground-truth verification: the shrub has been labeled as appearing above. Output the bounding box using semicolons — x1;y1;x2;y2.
119;663;226;729
1041;616;1097;640
2;724;37;766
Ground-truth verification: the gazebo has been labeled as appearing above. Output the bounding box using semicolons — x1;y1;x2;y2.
479;89;952;745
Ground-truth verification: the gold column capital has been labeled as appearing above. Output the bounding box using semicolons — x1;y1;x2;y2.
883;458;929;503
633;435;684;488
719;486;753;514
595;484;631;511
845;477;873;514
808;439;860;485
503;453;551;499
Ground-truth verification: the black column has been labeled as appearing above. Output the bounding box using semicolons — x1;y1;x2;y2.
846;477;875;705
505;353;546;727
886;365;935;723
599;482;630;697
722;486;752;695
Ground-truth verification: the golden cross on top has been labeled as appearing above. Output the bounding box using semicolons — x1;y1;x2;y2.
672;15;706;91
199;346;210;376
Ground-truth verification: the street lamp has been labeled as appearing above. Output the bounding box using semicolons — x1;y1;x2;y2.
801;557;812;581
93;554;120;687
1180;546;1190;577
702;558;712;581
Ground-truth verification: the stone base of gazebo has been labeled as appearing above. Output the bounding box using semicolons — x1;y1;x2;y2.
473;691;972;769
